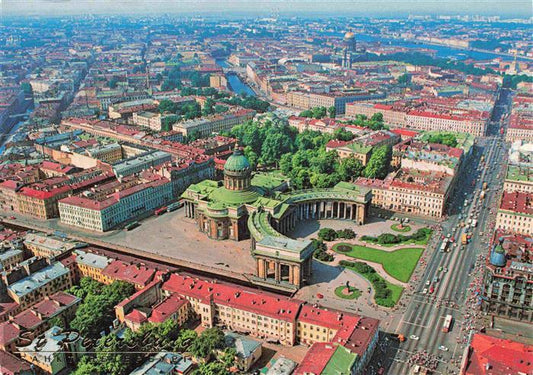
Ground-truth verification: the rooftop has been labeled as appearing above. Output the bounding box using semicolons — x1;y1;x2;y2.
102;260;156;287
7;262;70;298
499;191;533;215
463;333;533;375
162;273;302;322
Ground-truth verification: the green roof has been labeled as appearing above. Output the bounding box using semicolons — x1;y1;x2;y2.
209;186;264;206
225;149;251;173
346;142;372;154
506;165;533;183
322;346;358;375
251;173;287;191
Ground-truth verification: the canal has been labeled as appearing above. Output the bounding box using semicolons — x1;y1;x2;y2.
215;59;256;97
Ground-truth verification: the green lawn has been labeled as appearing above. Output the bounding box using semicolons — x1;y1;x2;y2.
334;285;361;300
340;262;404;307
333;243;424;283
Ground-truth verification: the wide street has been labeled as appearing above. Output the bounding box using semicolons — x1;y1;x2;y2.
379;89;514;375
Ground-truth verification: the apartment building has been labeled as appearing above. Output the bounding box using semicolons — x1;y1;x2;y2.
346;101;489;136
58;173;172;232
481;232;532;322
0;292;80;352
287;91;386;115
132;111;163;131
111;150;172;178
173;109;256;137
496;191;533;236
326;130;400;165
2;259;72;309
17;326;84;375
504;165;533;194
24;232;85;259
159;272;379;363
355;169;453;218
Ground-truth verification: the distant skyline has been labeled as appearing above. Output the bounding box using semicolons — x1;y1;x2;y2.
2;0;532;18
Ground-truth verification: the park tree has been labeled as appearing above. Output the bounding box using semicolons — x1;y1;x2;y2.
158;99;178;114
318;228;338;241
333;127;355;142
328;106;336;118
174;329;198;351
339;157;364;181
190;327;226;360
397;73;411;85
364;145;392;179
108;76;119;89
70;280;134;339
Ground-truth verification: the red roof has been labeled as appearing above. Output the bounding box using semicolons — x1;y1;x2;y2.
19;184;71;200
0;350;32;375
162;274;301;322
390;128;418;138
293;342;336;375
102;260;156;287
463;333;533;375
0;321;20;347
499;191;533;215
298;305;360;341
148;295;189;324
125;308;148;324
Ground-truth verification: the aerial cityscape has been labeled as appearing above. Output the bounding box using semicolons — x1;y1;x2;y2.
0;1;532;374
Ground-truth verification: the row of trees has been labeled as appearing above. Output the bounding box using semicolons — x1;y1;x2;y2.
339;113;387;131
299;106;336;119
317;228;356;241
227;117;392;189
219;94;271;113
361;228;432;245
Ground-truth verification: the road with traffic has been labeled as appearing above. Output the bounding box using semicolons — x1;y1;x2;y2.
384;89;513;375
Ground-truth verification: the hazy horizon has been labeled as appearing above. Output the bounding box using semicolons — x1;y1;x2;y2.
2;0;532;18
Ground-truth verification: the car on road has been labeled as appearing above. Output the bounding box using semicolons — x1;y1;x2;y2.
425;280;431;286
409;335;419;340
443;267;448;273
439;345;449;352
433;276;439;283
429;286;435;294
438;266;443;272
422;288;428;294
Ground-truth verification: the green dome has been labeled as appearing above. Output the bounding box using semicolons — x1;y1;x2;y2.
210;186;264;206
225;148;251;173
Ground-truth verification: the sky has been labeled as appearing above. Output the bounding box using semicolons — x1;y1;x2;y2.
2;0;532;17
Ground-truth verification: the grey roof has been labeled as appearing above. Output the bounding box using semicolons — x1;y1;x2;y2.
258;235;313;253
18;326;81;365
8;262;70;297
129;352;193;375
74;250;112;270
0;248;23;264
225;332;261;359
266;357;297;375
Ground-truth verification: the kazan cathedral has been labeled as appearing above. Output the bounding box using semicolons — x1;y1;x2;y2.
182;145;371;291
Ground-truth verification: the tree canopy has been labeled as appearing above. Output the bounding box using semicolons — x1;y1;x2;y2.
363;145;392;179
229;117;369;189
69;278;135;339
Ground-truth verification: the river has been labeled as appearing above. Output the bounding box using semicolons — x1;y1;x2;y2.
215;59;256;97
358;34;524;62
